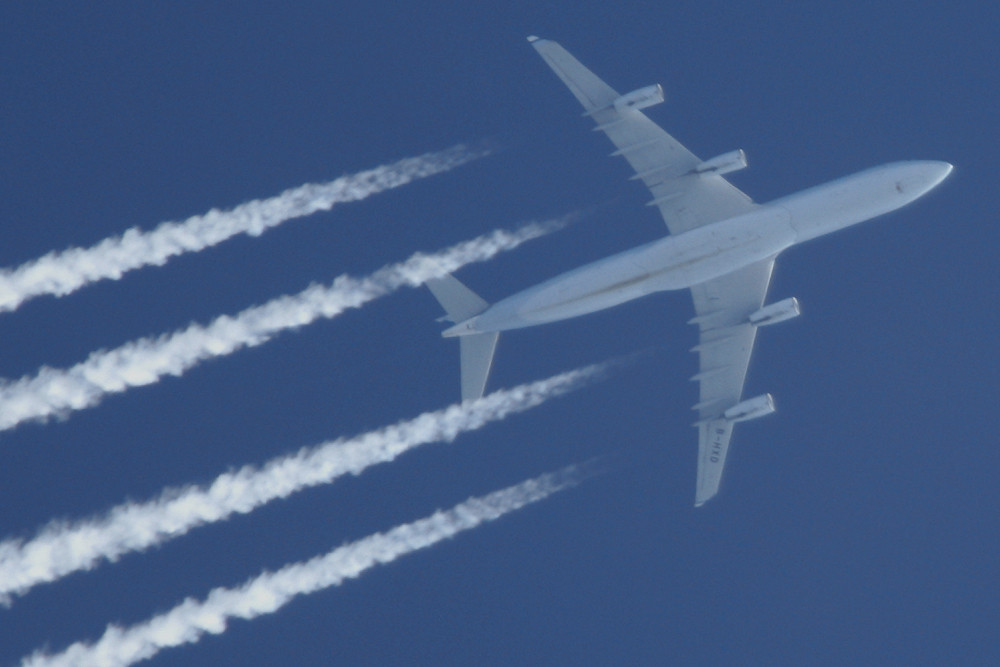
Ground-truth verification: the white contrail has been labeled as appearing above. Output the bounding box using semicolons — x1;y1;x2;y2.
19;464;593;667
0;145;482;314
0;363;604;604
0;218;564;433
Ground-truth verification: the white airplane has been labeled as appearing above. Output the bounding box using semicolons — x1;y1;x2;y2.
427;36;952;507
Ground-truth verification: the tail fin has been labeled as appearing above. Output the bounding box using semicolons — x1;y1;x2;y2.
426;274;499;402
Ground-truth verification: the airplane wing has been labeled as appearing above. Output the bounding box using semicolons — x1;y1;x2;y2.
689;259;775;506
530;36;776;506
528;36;754;235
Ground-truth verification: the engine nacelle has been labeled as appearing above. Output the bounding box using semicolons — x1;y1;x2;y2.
693;149;748;176
723;394;776;423
613;84;665;113
749;297;801;327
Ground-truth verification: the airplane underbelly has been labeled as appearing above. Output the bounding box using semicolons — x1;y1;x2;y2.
634;206;794;289
511;255;652;325
474;205;795;332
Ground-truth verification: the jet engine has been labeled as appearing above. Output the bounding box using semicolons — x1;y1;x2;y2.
723;394;776;422
749;297;801;326
613;84;665;113
693;149;748;176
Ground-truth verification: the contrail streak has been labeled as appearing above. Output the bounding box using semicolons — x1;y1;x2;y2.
0;218;563;433
0;145;482;314
19;464;594;667
0;363;604;605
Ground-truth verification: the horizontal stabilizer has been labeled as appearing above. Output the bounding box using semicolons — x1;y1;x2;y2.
460;332;499;401
426;274;489;323
427;273;499;401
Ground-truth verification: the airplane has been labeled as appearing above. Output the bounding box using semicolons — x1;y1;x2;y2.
426;36;952;507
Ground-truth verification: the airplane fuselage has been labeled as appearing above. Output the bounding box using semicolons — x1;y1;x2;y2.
443;160;950;337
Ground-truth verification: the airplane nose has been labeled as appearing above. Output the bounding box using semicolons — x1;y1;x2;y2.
896;161;953;198
926;161;954;187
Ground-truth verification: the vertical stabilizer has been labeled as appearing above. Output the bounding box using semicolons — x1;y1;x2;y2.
426;274;499;402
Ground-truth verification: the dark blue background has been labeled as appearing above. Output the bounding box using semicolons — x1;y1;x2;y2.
1;3;996;665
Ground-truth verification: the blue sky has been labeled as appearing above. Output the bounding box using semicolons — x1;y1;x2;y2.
1;2;997;665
